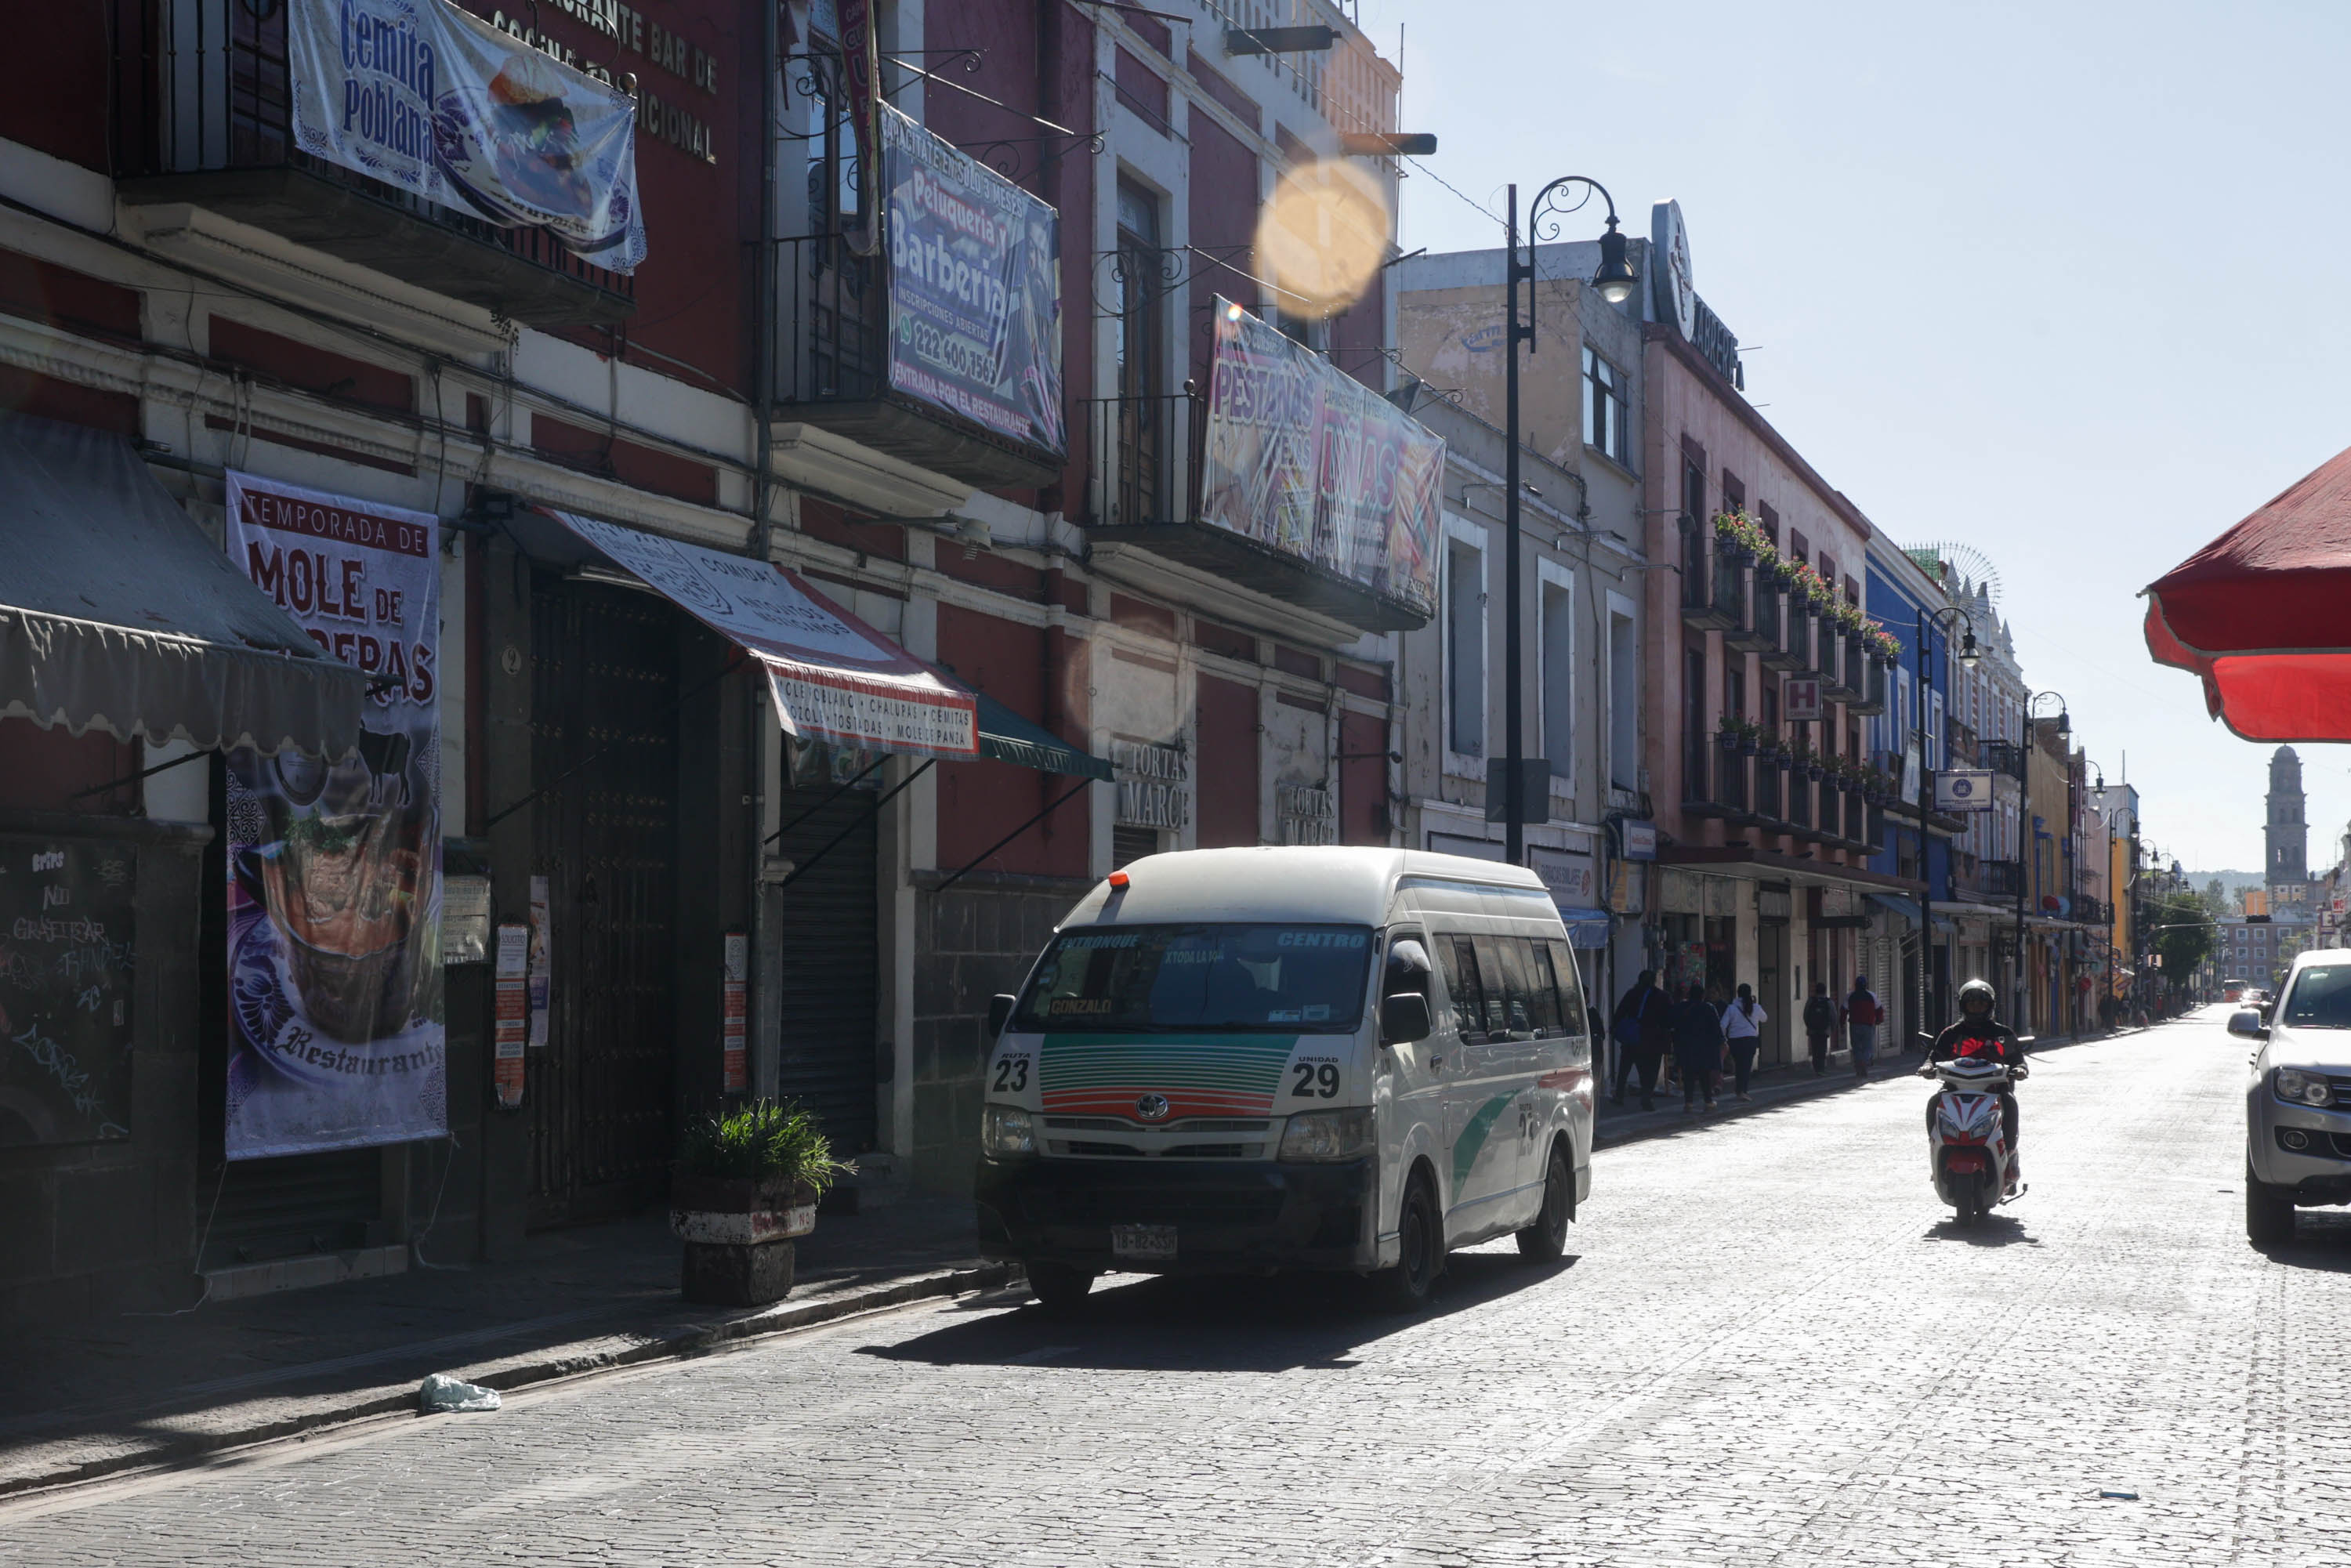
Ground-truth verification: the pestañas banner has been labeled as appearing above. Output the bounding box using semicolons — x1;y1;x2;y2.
223;473;444;1160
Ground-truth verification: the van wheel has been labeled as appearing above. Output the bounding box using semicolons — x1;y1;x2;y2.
1516;1141;1573;1260
1367;1173;1441;1313
2246;1164;2297;1247
1026;1262;1096;1313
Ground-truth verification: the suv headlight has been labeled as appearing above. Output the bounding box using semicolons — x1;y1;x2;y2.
982;1103;1036;1159
1278;1106;1375;1163
2275;1069;2334;1108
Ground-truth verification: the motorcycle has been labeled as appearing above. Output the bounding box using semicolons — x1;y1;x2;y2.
1922;1056;2027;1226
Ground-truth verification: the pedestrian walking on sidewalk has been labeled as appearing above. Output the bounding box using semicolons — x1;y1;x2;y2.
1610;969;1670;1110
1845;975;1882;1079
1721;983;1765;1101
1670;982;1724;1114
1802;981;1837;1075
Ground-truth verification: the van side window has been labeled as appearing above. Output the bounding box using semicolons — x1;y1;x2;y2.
1436;936;1485;1039
1472;936;1527;1037
1517;939;1561;1035
1546;940;1588;1037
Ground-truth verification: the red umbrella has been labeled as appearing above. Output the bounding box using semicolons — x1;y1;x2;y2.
2145;441;2351;741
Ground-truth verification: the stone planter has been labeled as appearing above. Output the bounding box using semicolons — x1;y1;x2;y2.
670;1175;819;1306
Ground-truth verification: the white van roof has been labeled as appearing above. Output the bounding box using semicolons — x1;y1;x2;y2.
1056;846;1549;929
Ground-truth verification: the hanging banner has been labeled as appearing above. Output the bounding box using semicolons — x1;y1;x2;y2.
1936;770;1995;813
223;473;444;1160
722;931;748;1094
1200;299;1444;618
288;0;647;273
545;511;979;758
880;104;1066;457
494;922;527;1110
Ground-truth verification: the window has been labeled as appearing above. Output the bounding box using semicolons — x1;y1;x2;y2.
1437;936;1485;1038
1446;532;1486;758
1541;561;1574;780
1607;596;1639;791
1112;180;1167;522
1722;470;1745;516
1583;348;1628;465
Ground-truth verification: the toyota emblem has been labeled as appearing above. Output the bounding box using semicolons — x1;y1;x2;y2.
1135;1093;1170;1121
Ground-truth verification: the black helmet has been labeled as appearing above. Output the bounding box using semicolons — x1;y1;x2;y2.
1958;979;1995;1013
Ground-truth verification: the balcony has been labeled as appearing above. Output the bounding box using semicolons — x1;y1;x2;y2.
1849;648;1888;716
1754;750;1786;826
1981;741;2028;778
1823;628;1862;704
1684;744;1754;824
770;234;1065;491
113;0;632;328
1762;592;1806;672
1680;527;1739;631
1076;389;1432;632
1784;766;1817;839
1726;570;1775;654
1979;860;2027;897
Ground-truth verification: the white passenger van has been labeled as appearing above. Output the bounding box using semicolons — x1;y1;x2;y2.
974;846;1594;1311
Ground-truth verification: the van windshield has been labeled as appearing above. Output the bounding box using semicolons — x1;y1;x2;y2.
1015;924;1374;1033
2281;965;2351;1029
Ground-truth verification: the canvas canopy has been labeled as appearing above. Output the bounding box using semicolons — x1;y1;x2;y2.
0;414;366;757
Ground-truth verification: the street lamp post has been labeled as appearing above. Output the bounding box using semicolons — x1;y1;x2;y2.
1500;177;1636;864
1911;606;1977;1045
2019;690;2070;1030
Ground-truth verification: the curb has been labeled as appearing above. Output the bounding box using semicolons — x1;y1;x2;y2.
1;1260;1022;1501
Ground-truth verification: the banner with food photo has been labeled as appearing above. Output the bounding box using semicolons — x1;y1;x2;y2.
223;473;444;1160
288;0;647;273
1198;300;1444;618
879;103;1065;457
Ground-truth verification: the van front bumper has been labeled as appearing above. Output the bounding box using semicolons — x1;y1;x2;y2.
975;1156;1376;1273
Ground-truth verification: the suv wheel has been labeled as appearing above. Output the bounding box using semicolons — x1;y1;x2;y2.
2246;1162;2297;1248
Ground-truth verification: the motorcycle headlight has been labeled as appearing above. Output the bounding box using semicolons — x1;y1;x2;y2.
1278;1106;1375;1163
982;1103;1036;1159
2275;1069;2332;1108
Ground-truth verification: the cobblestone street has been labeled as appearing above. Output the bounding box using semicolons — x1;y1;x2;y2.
7;1008;2345;1566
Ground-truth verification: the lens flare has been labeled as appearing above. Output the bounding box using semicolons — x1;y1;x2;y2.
1253;158;1392;321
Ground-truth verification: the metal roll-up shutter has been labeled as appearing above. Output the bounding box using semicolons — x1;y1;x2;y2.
770;781;879;1153
204;1148;383;1268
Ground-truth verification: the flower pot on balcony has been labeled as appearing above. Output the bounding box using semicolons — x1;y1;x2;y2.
1806;765;1824;782
1719;729;1743;751
1738;739;1759;756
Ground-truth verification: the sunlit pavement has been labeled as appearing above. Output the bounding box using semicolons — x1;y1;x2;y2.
7;1005;2346;1566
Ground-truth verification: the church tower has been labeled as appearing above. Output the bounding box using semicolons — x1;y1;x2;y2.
2266;746;2308;888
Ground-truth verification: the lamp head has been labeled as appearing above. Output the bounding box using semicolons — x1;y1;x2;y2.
2057;709;2071;736
1959;628;1981;669
1592;218;1638;306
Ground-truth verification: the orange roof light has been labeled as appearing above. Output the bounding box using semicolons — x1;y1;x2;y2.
1107;871;1130;889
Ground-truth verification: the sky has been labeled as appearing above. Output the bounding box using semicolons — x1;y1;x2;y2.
1352;0;2351;874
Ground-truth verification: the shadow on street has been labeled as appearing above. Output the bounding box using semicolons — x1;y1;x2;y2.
857;1248;1576;1371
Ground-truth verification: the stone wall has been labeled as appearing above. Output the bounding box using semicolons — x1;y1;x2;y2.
907;872;1088;1197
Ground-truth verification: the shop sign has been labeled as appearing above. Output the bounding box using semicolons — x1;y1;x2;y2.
441;875;491;965
1617;819;1657;861
1529;846;1596;906
1784;679;1822;722
1936;770;1994;813
1607;859;1645;916
1112;740;1190;830
494;922;527;1110
1650;199;1695;338
881;104;1066;457
722;932;748;1093
1277;783;1337;846
1660;867;1702;916
0;835;137;1144
223;472;445;1160
289;0;647;273
1200;297;1447;618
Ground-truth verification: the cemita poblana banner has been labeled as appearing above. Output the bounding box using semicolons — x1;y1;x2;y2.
290;0;647;272
1199;299;1444;618
223;473;445;1160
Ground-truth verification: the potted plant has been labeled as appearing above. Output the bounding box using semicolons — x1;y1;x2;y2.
671;1099;846;1307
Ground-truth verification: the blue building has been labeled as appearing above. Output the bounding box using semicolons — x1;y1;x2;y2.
1864;539;1958;1041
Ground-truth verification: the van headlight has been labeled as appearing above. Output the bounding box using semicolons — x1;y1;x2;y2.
1278;1107;1375;1163
982;1103;1037;1159
2275;1069;2334;1108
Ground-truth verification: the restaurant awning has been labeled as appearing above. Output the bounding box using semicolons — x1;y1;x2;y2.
546;509;980;759
2145;440;2351;741
976;692;1112;780
545;511;1111;778
0;413;365;757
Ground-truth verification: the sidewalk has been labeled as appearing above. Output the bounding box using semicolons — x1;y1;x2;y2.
0;1193;1015;1499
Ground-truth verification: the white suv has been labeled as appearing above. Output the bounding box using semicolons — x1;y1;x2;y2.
2238;951;2351;1244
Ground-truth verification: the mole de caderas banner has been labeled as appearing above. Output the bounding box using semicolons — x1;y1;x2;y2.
223;472;445;1160
288;0;647;273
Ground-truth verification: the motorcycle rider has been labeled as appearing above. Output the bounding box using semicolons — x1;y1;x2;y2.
1922;978;2027;1159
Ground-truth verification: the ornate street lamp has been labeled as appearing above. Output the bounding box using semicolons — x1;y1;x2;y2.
1500;176;1631;861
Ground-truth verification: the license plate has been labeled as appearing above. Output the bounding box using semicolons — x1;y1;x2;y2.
1111;1223;1178;1262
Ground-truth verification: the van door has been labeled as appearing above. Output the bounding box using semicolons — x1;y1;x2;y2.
1381;927;1444;1222
1434;933;1523;1220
